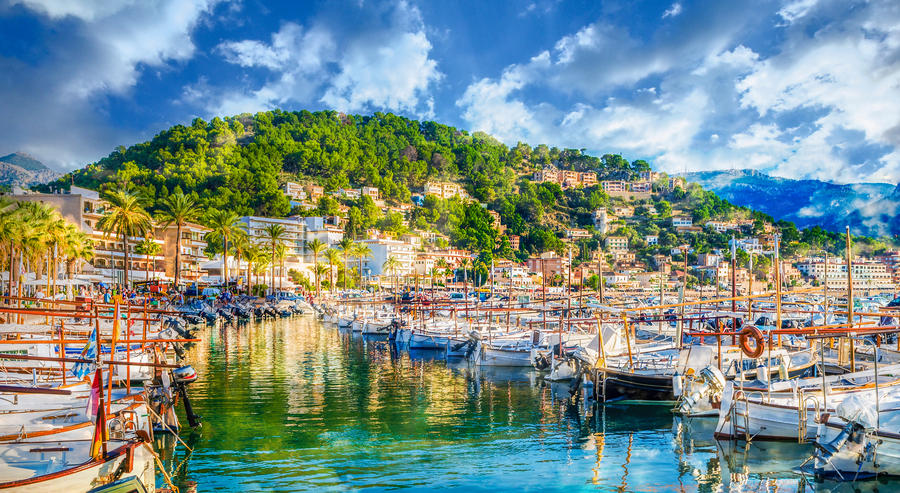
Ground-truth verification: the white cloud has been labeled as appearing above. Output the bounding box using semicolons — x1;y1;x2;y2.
0;0;219;168
208;1;441;118
456;0;900;184
777;0;819;24
9;0;138;21
321;30;441;114
662;2;682;19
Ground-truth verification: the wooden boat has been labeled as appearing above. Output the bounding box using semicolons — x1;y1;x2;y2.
0;438;155;492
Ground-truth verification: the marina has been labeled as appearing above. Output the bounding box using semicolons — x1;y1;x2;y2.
1;3;898;489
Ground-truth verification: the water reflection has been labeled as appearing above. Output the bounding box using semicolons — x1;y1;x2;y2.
164;316;900;491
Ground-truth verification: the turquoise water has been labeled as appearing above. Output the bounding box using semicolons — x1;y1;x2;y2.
157;316;890;491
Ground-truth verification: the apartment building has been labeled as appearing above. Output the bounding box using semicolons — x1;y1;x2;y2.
605;236;628;252
239;216;306;264
796;259;894;291
423;181;469;200
359;238;417;277
284;182;307;201
14;186;167;284
158;221;211;283
533;166;598;189
671;216;693;227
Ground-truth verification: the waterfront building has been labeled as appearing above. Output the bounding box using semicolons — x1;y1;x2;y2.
158;221;211;284
795;258;894;292
359;238;417;277
13;186;166;283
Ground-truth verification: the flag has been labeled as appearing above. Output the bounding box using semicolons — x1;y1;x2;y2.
88;369;107;459
71;329;97;380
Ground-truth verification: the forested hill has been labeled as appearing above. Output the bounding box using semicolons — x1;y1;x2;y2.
42;110;888;262
45;110;627;217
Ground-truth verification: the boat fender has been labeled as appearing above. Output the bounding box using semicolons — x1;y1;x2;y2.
738;326;765;359
672;372;683;398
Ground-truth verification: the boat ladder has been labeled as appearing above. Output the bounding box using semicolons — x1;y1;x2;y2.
729;390;752;442
797;390;822;444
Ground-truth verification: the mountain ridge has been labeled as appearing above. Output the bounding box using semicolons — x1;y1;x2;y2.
681;169;900;238
0;152;61;188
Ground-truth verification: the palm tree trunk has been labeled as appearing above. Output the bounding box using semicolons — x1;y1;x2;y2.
8;247;16;302
222;236;229;290
313;253;319;298
175;222;183;287
270;244;275;295
123;233;130;288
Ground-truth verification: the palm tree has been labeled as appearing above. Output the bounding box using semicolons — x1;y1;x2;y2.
262;224;288;295
242;244;261;293
382;256;401;297
253;251;272;296
351;242;372;288
307;239;326;298
63;228;93;297
135;237;162;282
97;189;152;288
205;210;241;289
338;237;354;290
275;244;287;292
436;257;448;287
313;263;329;295
230;232;251;293
324;249;341;293
155;191;201;288
0;200;23;302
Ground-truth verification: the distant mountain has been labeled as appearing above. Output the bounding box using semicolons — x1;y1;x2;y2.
0;152;61;188
682;169;900;237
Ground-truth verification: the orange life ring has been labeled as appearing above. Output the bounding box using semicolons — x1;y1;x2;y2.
739;325;765;359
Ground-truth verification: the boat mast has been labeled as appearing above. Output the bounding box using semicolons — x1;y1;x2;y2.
775;234;782;347
731;235;737;343
846;226;854;370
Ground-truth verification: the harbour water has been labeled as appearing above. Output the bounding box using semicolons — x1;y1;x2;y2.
162;315;888;491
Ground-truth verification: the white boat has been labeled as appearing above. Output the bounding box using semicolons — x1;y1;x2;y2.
813;390;900;479
0;438;155;492
714;365;900;441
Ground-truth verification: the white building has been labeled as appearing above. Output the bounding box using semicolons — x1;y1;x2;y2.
729;237;766;254
606;236;628;252
593;210;610;234
672;216;693;227
796;259;893;291
359;238;417;278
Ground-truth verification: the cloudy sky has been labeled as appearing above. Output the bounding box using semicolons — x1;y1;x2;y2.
1;0;899;184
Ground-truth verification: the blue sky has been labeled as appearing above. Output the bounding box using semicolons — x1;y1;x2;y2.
1;0;899;184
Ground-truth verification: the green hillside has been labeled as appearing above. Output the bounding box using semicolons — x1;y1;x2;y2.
42;110;889;266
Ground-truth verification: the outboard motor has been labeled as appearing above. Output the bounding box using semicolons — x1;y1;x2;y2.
677;366;726;415
172;365;202;428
